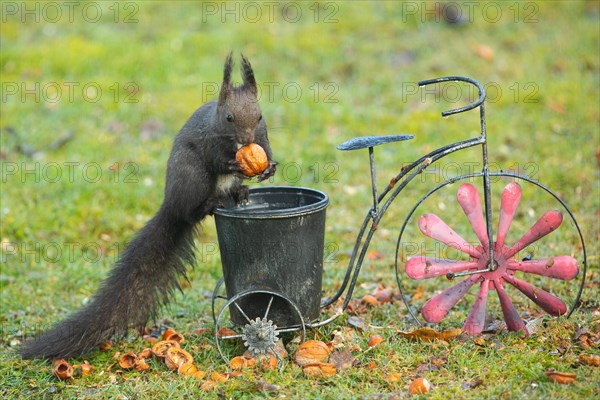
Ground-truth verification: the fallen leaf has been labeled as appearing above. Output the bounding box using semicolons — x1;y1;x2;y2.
431;356;447;367
461;378;484;389
547;100;565;114
474;44;494;61
364;361;376;370
413;362;431;375
574;325;589;340
368;334;384;348
398;327;462;342
373;288;393;304
578;334;595;349
348;316;369;331
273;338;289;359
193;327;209;335
578;353;600;367
218;328;238;338
99;341;113;351
256;380;280;392
200;380;218;391
483;320;506;333
361;294;379;306
346;299;369;316
387;372;402;382
411;286;424;301
329;349;357;371
368;250;385;260
438;328;463;341
545;369;576;384
303;362;336;379
525;316;546;335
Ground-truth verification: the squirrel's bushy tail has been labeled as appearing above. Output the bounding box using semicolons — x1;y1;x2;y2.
19;208;195;359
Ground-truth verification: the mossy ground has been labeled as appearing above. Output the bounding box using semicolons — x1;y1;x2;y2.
1;1;599;399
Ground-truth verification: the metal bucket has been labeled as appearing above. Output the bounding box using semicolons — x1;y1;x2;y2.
214;186;329;327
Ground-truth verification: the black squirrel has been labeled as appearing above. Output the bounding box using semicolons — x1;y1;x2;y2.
19;53;277;359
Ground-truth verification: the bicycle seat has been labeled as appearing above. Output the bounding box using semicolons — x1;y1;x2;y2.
337;134;415;151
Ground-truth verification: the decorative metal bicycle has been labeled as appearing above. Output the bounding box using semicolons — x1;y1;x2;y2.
211;76;587;362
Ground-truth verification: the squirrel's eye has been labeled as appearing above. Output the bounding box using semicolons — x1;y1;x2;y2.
258;114;263;122
226;114;234;122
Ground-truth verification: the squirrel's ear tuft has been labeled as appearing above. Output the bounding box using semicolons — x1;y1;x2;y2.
240;53;257;95
219;52;234;104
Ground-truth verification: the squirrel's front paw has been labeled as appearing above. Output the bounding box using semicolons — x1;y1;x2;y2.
205;197;224;216
228;160;248;180
257;160;278;182
232;185;250;204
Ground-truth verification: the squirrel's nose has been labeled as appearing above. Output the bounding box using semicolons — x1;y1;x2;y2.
242;128;255;144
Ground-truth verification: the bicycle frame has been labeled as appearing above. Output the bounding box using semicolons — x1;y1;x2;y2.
312;76;495;328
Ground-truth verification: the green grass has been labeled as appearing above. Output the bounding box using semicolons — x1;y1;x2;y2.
1;1;599;399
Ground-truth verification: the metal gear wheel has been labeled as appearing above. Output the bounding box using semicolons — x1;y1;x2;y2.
241;317;279;354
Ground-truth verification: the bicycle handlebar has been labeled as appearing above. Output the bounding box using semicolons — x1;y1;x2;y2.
418;76;486;117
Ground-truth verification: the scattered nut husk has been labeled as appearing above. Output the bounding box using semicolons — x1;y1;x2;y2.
118;352;139;370
80;361;94;375
194;370;206;380
229;370;243;378
258;354;278;370
218;327;238;338
303;362;337;379
364;361;376;370
545;369;577;384
201;380;218;391
294;340;331;366
164;347;194;371
151;340;180;358
138;347;153;360
211;371;229;383
579;353;600;367
387;372;402;382
177;362;197;376
230;355;256;370
53;359;74;380
163;329;185;343
408;377;431;394
142;335;157;344
361;294;379;306
135;359;150;371
367;334;384;347
162;329;177;340
98;341;113;350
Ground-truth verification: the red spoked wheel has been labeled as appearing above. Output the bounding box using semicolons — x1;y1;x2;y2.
405;182;580;335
